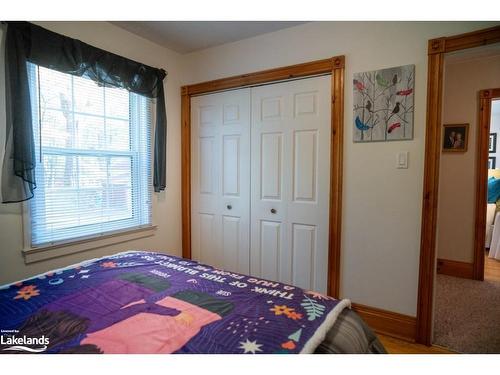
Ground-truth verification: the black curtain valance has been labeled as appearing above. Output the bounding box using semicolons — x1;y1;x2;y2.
2;21;167;203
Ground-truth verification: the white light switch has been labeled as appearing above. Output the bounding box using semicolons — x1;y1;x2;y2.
397;151;409;169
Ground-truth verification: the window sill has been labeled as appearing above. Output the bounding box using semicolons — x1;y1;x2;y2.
22;225;157;264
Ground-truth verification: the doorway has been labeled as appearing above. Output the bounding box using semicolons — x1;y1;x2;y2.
417;24;500;349
432;45;500;352
481;94;500;275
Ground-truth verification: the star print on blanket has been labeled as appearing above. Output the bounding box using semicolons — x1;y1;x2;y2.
0;251;350;354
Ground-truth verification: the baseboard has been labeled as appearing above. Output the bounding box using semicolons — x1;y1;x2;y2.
351;302;416;342
436;258;474;279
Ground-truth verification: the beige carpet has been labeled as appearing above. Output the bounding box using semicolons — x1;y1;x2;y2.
433;273;500;353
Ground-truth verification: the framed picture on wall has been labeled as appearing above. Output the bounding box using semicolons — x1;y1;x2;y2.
442;123;469;152
489;157;496;169
489;133;497;153
353;64;415;142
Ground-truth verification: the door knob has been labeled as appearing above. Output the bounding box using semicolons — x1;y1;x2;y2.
227;205;232;210
270;208;277;214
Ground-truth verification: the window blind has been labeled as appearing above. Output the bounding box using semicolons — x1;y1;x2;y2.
28;63;152;247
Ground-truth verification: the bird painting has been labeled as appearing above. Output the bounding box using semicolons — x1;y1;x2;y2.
388;122;401;133
355;116;372;131
375;73;390;88
397;88;413;96
391;102;401;115
353;65;415;142
353;79;365;91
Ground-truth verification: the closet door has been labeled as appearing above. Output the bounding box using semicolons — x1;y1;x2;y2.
250;76;331;293
191;89;251;274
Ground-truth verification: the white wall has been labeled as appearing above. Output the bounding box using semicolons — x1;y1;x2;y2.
437;54;500;263
183;21;498;316
0;22;186;284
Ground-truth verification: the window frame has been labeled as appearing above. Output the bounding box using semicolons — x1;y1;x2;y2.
22;64;156;262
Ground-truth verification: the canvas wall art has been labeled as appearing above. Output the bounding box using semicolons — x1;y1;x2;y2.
353;64;415;142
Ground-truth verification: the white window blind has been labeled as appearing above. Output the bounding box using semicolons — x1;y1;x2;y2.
27;63;152;247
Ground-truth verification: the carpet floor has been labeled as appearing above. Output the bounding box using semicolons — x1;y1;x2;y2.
433;259;500;353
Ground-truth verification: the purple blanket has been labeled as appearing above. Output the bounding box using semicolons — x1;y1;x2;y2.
0;251;349;354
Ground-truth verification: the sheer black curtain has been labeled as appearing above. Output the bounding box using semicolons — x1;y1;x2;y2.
1;21;167;203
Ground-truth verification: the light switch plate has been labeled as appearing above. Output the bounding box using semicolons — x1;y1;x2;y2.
397;151;409;169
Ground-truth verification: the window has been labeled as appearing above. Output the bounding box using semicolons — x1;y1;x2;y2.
27;63;152;247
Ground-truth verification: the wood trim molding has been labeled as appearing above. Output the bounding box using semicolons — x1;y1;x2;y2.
428;38;446;55
416;51;444;346
474;88;500;280
428;26;500;55
180;56;345;298
442;26;500;53
417;25;500;346
480;88;500;99
184;56;344;96
352;303;416;342
328;57;345;298
181;91;191;260
436;258;474;279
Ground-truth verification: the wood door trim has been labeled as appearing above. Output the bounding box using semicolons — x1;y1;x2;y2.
181;56;345;298
428;25;500;55
351;303;417;342
184;57;344;96
417;25;500;345
474;88;500;280
436;258;474;279
181;92;191;260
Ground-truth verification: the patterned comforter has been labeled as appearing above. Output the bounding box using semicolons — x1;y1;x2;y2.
0;251;352;354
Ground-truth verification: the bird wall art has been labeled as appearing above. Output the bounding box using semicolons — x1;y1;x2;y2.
353;64;415;142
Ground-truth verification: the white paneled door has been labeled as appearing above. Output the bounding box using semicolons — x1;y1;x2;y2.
191;89;251;274
191;75;331;293
250;76;331;294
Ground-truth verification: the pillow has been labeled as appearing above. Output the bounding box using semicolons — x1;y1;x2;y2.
489;169;500;179
487;177;500;203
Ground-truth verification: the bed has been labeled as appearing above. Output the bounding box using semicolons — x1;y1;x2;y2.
0;251;385;354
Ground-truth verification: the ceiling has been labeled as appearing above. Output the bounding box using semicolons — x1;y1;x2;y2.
111;21;307;54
